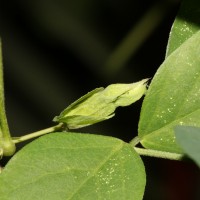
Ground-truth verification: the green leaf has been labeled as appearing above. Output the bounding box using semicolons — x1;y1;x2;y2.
138;30;200;154
54;79;148;129
0;132;146;200
175;126;200;168
166;0;200;57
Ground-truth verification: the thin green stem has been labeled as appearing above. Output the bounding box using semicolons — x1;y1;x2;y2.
0;39;11;141
129;136;140;146
0;39;16;156
12;123;64;144
134;147;184;161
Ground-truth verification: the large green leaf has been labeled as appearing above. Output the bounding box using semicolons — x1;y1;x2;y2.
0;132;145;200
175;126;200;168
166;0;200;57
138;30;200;153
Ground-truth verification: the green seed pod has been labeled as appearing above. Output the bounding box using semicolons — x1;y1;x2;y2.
54;79;148;129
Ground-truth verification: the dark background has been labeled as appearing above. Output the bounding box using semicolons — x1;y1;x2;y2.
0;0;200;199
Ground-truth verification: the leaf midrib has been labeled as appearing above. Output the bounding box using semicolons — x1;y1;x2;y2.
67;141;124;199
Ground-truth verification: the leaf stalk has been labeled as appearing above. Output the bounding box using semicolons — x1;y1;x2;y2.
12;123;64;144
134;147;184;160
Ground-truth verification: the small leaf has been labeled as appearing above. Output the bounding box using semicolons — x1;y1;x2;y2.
175;126;200;168
166;0;200;57
138;31;200;154
54;79;148;129
0;132;146;200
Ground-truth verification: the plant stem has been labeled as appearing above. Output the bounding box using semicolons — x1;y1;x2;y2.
129;136;140;146
0;40;16;156
12;123;64;144
0;40;12;141
134;147;184;161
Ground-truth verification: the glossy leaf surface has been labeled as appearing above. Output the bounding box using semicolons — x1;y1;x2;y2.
0;132;146;200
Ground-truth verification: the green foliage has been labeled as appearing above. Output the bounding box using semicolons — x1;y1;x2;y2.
166;0;200;56
0;133;145;200
138;30;200;153
54;79;148;129
175;126;200;168
0;0;200;199
138;0;200;156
